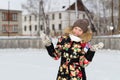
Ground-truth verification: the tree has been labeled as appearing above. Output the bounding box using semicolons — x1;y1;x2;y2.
22;0;48;15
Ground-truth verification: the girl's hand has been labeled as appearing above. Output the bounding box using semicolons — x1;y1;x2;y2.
40;31;51;46
90;42;104;51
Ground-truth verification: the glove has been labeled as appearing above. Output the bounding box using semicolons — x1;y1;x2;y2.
90;42;104;51
40;31;51;46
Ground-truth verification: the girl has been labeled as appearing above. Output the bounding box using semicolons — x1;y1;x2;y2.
41;19;104;80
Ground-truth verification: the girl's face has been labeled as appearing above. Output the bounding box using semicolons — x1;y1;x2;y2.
72;26;83;36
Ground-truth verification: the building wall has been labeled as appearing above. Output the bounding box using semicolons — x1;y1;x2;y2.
22;10;87;36
0;9;22;36
22;15;39;36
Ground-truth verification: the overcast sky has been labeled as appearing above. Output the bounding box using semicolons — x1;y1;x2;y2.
0;0;27;10
0;0;93;15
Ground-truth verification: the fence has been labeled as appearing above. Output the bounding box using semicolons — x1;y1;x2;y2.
91;36;120;50
0;37;44;49
0;36;120;50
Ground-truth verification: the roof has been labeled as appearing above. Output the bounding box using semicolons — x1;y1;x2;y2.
0;9;22;12
45;0;85;12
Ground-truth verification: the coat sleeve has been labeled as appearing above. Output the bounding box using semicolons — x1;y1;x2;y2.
79;42;95;68
45;37;64;60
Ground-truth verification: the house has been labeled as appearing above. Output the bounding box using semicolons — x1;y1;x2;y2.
0;9;22;36
22;0;89;36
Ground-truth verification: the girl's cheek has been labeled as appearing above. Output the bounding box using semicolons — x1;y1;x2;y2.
74;31;80;36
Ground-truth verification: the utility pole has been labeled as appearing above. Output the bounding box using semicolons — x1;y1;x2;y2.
38;0;42;36
38;0;44;36
75;0;79;19
111;0;114;34
8;1;10;36
118;0;120;33
68;0;71;26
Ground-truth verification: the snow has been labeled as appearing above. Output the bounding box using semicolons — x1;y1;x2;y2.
0;33;120;80
45;0;75;12
0;49;120;80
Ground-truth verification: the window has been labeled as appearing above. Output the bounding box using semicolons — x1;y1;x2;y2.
24;26;27;31
12;25;18;32
83;14;85;19
40;25;43;30
24;16;27;21
52;24;55;30
52;14;55;20
29;16;31;21
59;13;62;19
12;13;17;21
59;24;62;30
35;25;37;31
29;25;32;31
2;12;18;21
2;12;7;21
2;25;6;32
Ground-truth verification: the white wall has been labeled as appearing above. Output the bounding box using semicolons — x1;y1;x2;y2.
22;10;87;36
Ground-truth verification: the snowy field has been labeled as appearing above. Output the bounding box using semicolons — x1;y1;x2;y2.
0;49;120;80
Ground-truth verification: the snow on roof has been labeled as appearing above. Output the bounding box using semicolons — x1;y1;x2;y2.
45;0;76;12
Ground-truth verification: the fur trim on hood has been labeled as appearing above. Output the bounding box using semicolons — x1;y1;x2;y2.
63;27;93;42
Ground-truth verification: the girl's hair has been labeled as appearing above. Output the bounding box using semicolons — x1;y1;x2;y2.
63;26;93;42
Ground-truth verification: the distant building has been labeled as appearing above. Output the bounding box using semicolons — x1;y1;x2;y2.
22;0;89;36
0;9;22;36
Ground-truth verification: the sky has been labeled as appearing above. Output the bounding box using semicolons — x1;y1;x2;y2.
0;0;27;10
0;0;94;15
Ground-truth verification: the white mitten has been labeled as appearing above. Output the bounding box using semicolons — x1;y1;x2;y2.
40;31;51;46
91;42;104;51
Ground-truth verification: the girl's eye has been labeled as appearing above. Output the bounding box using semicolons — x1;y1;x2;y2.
79;29;82;32
74;27;77;30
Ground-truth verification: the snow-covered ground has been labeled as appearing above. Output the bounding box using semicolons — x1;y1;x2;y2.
0;49;120;80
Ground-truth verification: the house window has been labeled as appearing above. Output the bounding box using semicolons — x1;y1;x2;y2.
2;26;6;32
35;25;37;31
29;25;32;31
40;25;43;30
24;26;27;31
12;25;18;32
52;24;55;30
46;15;49;20
83;14;85;19
29;16;31;21
52;14;55;20
59;13;62;19
24;16;27;21
59;24;62;30
2;12;7;21
2;12;18;21
12;13;17;21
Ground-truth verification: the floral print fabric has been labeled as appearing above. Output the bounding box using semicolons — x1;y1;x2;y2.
46;36;95;80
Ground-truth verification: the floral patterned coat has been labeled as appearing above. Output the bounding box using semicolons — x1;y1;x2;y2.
46;35;95;80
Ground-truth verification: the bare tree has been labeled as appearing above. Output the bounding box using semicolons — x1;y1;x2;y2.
22;0;48;14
